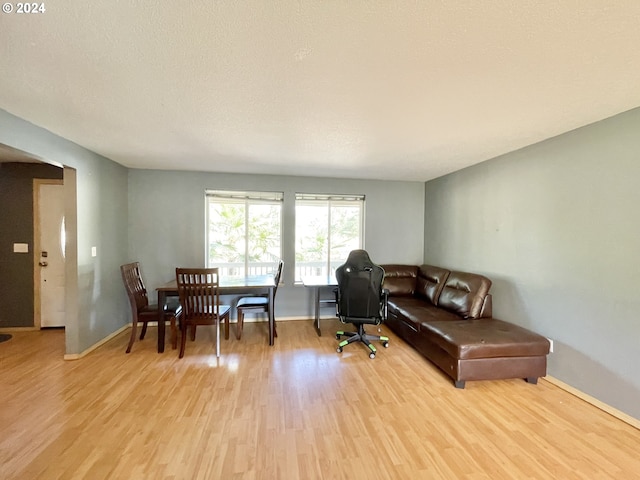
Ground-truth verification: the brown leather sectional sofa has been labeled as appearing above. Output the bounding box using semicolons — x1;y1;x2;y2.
381;264;550;388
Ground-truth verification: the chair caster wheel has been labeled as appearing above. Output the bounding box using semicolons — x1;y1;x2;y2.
383;342;389;348
369;352;376;359
336;334;341;340
337;346;343;353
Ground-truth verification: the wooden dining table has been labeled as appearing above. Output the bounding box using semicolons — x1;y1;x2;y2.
156;274;276;353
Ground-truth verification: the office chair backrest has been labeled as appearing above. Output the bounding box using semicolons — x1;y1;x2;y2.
336;250;385;319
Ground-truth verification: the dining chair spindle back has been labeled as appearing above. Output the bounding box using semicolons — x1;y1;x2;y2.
175;267;231;358
121;262;181;353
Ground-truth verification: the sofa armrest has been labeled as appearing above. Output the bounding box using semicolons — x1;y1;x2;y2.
478;294;492;318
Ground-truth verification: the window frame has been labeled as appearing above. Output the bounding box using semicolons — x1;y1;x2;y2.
294;193;365;282
205;190;284;277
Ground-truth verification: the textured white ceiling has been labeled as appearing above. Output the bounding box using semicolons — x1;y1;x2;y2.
1;1;640;181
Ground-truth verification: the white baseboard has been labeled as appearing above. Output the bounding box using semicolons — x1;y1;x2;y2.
0;326;39;332
544;376;640;430
64;324;130;360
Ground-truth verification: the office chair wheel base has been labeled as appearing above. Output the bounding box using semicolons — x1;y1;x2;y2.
337;346;343;353
369;352;376;359
336;334;341;340
383;342;389;348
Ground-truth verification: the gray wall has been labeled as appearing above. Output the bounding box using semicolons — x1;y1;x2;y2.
0;109;129;354
1;107;423;351
127;169;425;318
0;162;63;327
424;107;640;420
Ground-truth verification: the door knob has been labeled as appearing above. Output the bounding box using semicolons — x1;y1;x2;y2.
39;261;48;267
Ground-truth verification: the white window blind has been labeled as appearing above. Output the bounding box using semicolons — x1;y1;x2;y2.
294;192;365;281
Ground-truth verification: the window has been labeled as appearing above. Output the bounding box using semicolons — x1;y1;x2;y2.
206;190;283;277
295;193;364;281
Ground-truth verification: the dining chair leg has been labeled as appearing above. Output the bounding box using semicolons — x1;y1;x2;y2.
224;316;230;340
140;322;148;340
236;310;244;340
170;316;178;350
126;321;138;353
190;324;197;341
216;317;220;358
270;307;277;338
179;322;188;359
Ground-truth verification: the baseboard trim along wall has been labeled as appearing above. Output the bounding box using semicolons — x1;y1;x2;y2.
0;326;39;332
544;376;640;430
63;324;130;360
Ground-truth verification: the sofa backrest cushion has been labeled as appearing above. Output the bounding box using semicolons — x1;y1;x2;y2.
415;265;450;305
380;265;419;296
438;271;492;318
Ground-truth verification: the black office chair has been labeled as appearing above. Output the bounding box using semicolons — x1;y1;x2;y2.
335;250;389;359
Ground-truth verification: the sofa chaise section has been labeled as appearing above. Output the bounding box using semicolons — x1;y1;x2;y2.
381;264;550;388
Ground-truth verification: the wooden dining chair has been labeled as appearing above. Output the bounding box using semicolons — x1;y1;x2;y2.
175;267;231;358
121;262;182;353
236;260;283;340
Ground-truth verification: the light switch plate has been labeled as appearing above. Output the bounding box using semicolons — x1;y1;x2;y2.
91;246;97;257
13;243;29;253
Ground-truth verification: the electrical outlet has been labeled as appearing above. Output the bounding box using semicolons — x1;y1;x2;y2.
547;338;554;353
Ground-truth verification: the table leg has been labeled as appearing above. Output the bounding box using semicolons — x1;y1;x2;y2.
216;308;220;357
157;290;166;353
268;285;275;346
314;287;322;336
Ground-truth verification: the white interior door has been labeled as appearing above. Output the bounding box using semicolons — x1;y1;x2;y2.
38;183;66;328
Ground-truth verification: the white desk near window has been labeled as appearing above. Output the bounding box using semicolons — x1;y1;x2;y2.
301;275;338;336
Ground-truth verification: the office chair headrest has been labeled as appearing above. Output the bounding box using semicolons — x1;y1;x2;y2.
343;249;375;270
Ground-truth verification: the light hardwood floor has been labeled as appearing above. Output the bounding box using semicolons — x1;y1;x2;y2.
1;320;639;479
